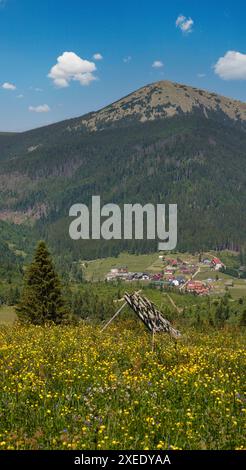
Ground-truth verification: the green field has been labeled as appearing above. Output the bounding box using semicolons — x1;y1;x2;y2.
0;322;245;450
81;253;162;281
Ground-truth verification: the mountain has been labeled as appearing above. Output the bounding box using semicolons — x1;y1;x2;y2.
77;80;246;131
0;80;246;260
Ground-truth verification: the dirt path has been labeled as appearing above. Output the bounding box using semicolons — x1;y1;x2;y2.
166;294;183;314
180;267;201;291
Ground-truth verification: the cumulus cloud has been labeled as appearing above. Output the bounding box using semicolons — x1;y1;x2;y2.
152;60;164;68
29;104;50;113
93;53;103;60
176;15;194;34
2;82;16;90
123;56;132;63
48;51;97;88
214;51;246;80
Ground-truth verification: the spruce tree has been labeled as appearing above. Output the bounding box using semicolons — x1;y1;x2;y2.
16;241;69;325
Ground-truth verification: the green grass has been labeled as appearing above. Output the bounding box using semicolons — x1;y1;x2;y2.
0;323;245;450
81;252;162;281
228;282;246;299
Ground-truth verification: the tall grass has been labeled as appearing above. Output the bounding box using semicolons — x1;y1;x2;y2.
0;322;245;450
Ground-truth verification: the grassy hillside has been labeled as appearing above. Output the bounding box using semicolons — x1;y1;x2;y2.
0;322;245;450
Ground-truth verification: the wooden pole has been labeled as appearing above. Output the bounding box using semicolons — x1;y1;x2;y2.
100;302;127;333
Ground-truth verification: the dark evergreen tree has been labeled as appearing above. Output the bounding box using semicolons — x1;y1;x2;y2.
16;241;70;325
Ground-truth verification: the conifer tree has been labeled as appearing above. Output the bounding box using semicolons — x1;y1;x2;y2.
16;241;69;324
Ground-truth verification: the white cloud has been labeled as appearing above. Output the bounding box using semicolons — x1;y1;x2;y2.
176;15;194;34
93;53;103;60
152;60;164;68
17;94;24;99
123;56;132;63
197;73;206;78
48;51;97;88
2;82;16;90
29;104;50;113
214;51;246;80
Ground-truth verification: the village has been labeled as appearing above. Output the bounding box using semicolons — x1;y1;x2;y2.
105;255;227;295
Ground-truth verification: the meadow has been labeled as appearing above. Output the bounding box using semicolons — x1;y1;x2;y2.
0;321;245;450
80;253;161;282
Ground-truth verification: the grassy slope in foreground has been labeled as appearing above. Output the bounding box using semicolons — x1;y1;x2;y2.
0;322;245;450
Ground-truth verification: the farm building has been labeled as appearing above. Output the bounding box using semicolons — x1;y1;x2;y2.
211;257;225;271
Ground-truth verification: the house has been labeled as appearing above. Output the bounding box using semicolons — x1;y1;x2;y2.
186;280;210;295
142;273;150;280
110;268;119;274
164;269;174;275
176;276;185;284
211;257;225;271
107;265;129;281
152;273;163;281
117;266;128;273
180;267;192;274
166;258;178;267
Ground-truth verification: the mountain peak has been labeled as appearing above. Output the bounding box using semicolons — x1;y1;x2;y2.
77;80;246;132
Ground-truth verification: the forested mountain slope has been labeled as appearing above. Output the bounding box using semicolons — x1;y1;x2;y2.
0;80;246;259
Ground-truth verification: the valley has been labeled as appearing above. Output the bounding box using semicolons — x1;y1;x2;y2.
0;81;246;452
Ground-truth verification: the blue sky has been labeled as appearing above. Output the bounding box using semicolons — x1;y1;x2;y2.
0;0;246;131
